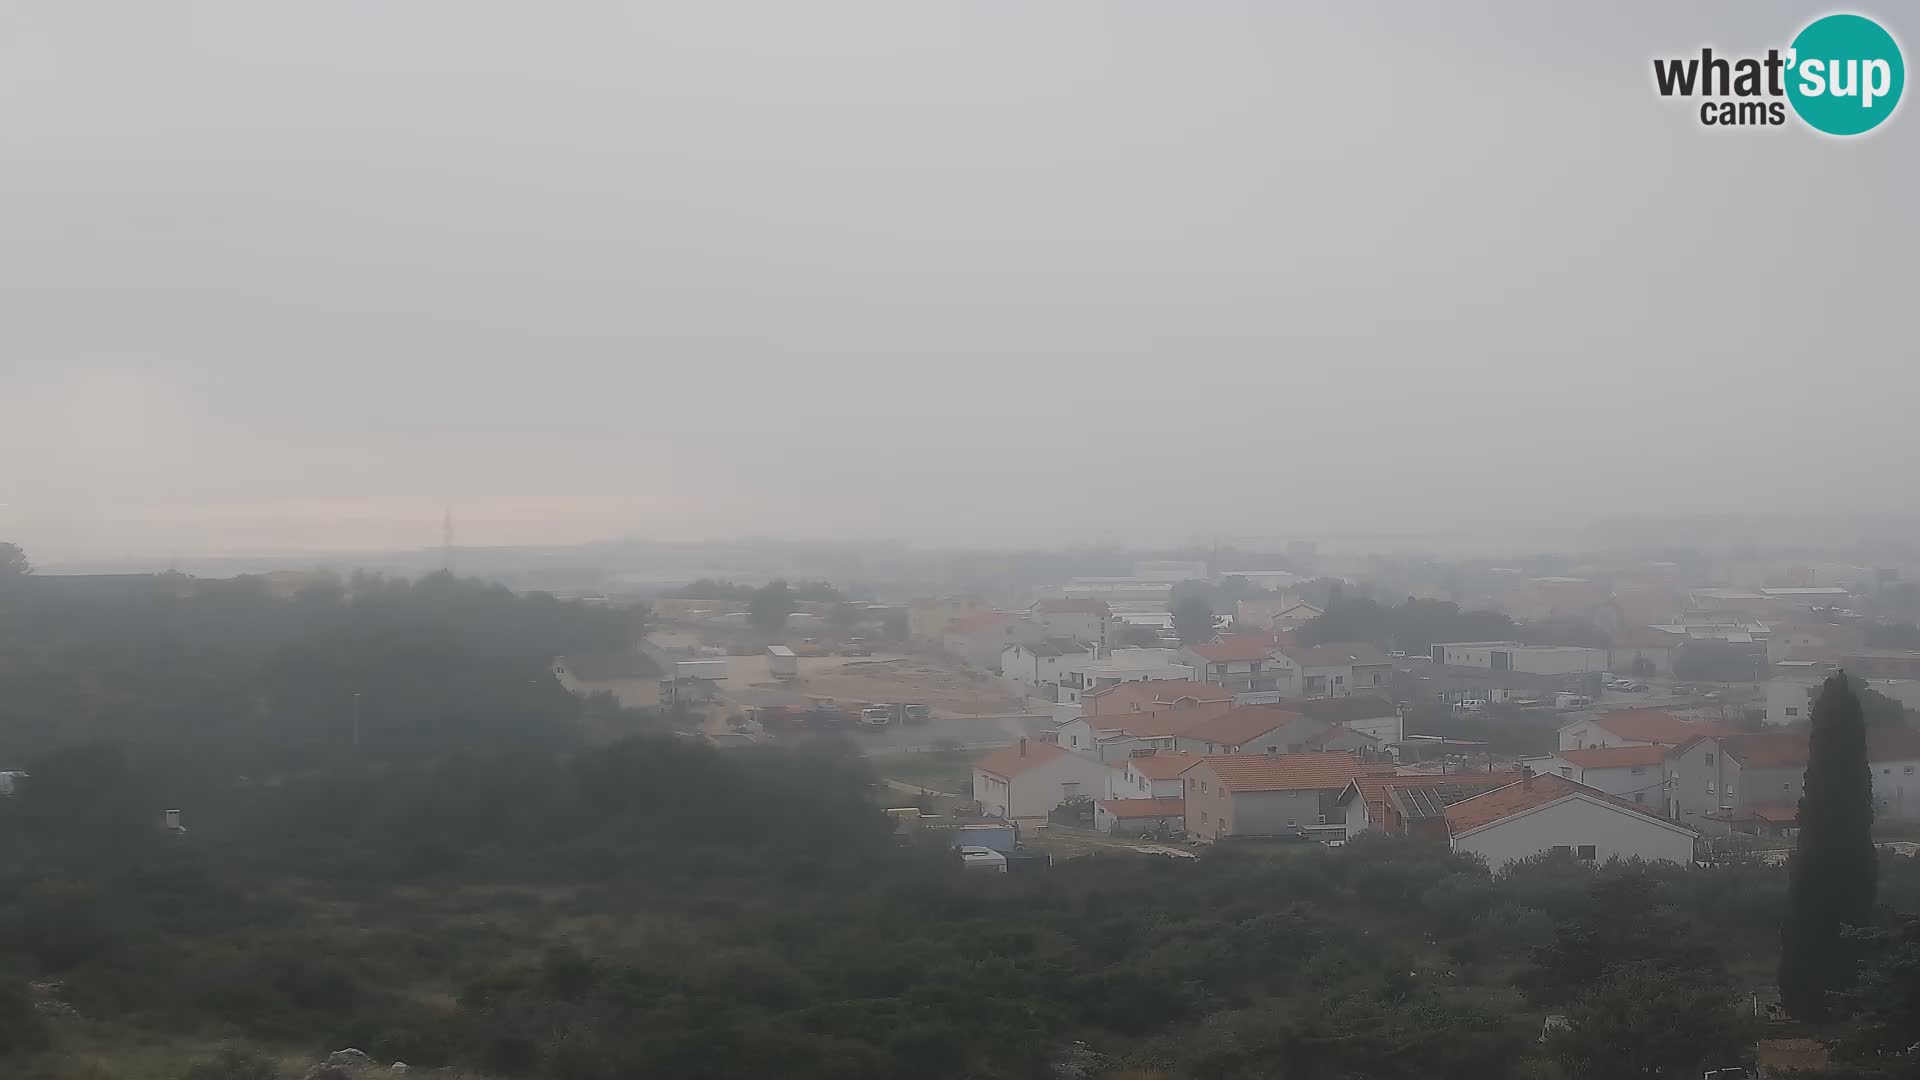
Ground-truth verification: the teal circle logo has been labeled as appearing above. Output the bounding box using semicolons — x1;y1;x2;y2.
1786;14;1905;135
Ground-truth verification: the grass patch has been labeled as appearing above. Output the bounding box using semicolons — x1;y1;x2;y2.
869;750;975;794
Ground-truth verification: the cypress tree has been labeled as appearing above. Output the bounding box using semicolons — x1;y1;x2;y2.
1779;672;1878;1021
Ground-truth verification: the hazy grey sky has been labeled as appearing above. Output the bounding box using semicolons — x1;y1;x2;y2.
3;2;1914;563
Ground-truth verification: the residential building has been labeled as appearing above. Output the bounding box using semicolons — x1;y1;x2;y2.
1431;641;1610;675
971;738;1113;819
1533;745;1667;807
1000;639;1095;696
1058;681;1233;759
1765;660;1831;724
943;611;1044;672
1028;598;1117;651
1282;643;1393;698
1336;773;1517;840
1081;677;1232;716
1106;748;1199;800
1557;708;1725;751
1443;773;1698;867
1178;636;1286;695
1172;707;1329;757
1271;601;1324;632
1180;752;1377;840
1093;797;1185;836
1056;648;1194;704
1668;727;1920;830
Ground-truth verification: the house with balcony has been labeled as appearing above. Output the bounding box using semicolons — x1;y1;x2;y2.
1177;636;1287;696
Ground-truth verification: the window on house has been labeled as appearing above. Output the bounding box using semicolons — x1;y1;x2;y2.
1061;783;1080;798
1726;785;1735;796
1200;811;1208;824
1705;752;1715;765
1707;781;1716;793
1558;767;1572;777
1551;845;1572;856
1577;845;1597;861
1786;707;1799;717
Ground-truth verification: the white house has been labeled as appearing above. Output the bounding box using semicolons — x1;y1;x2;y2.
1272;601;1323;631
971;738;1113;819
1105;748;1199;800
1556;709;1712;751
1178;637;1287;695
1000;638;1095;696
1056;648;1194;704
1028;598;1117;651
1443;773;1698;867
1280;643;1395;699
1531;745;1667;808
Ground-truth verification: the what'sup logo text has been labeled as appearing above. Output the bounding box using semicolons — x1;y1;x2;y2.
1653;13;1905;136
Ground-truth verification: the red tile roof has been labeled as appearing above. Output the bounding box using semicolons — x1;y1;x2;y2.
1033;598;1112;615
1179;706;1306;749
1084;678;1232;715
1443;773;1681;835
1341;772;1523;826
1123;749;1201;780
1095;796;1185;819
1721;732;1810;769
1870;727;1920;761
1091;701;1235;738
1186;636;1276;663
1711;726;1920;770
1555;745;1667;769
974;739;1078;779
1185;752;1376;792
1586;709;1710;746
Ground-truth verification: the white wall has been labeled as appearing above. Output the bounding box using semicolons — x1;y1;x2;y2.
1766;678;1821;725
1451;795;1696;868
1874;756;1920;821
1558;719;1653;751
1341;714;1404;743
972;752;1112;818
1542;757;1664;805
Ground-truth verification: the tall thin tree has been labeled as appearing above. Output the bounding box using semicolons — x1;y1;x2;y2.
1779;672;1878;1021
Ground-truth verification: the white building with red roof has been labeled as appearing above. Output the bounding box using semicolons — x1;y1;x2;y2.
1533;744;1669;806
971;737;1112;819
1443;772;1697;867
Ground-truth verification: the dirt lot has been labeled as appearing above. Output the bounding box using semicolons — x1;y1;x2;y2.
726;651;1024;718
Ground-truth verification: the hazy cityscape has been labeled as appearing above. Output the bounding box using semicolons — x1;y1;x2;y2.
4;2;1918;1079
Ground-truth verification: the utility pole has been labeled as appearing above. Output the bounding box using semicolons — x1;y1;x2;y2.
352;692;362;751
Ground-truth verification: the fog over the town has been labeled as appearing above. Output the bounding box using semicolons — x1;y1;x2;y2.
2;1;1913;562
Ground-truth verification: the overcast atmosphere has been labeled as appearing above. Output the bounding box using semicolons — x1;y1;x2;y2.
3;2;1914;563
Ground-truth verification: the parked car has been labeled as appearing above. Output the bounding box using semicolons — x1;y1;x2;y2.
1671;684;1696;696
1619;681;1648;692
